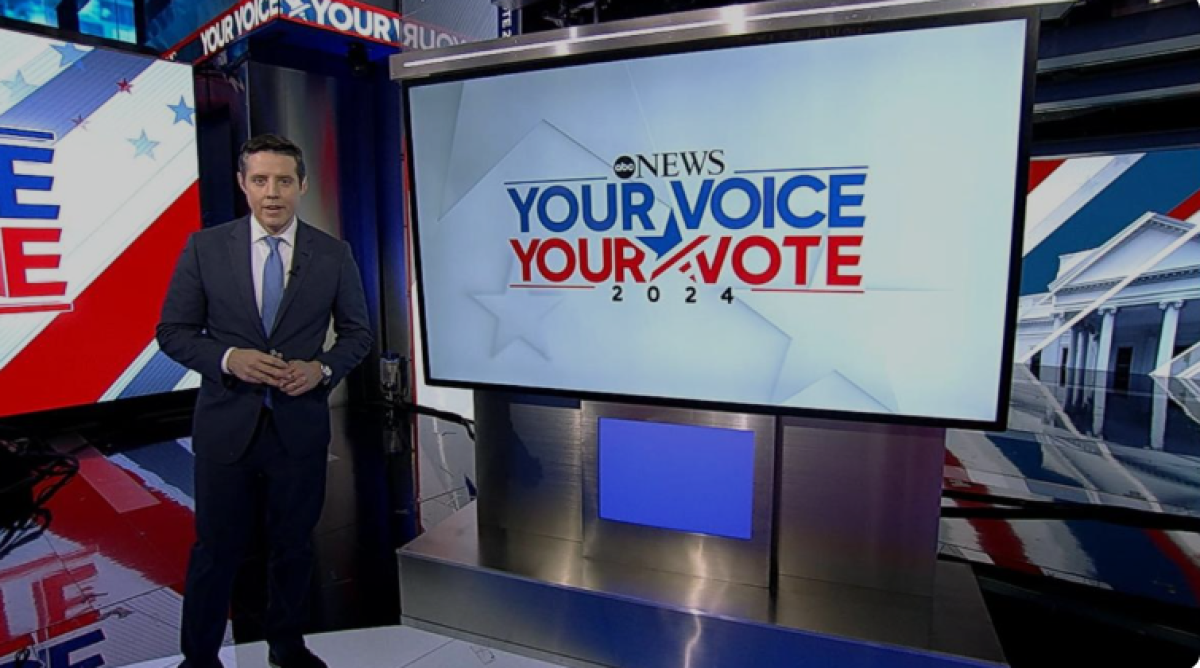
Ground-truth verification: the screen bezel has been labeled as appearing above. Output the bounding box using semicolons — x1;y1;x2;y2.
401;7;1040;432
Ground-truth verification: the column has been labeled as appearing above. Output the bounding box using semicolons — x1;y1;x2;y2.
1037;314;1063;383
1049;314;1068;384
1151;381;1168;450
1075;326;1084;374
1086;331;1100;386
1156;301;1184;374
1093;307;1117;387
1067;328;1086;405
1092;376;1108;436
1072;329;1089;387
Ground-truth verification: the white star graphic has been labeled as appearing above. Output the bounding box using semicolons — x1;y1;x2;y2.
739;289;899;413
468;258;566;360
282;0;312;18
471;289;564;361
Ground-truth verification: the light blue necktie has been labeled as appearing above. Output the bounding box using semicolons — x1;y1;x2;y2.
261;236;284;334
261;236;284;408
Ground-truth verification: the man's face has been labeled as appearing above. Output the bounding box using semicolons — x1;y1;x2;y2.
238;151;307;233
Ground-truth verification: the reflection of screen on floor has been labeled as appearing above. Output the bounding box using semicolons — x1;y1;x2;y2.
0;27;202;418
406;16;1032;428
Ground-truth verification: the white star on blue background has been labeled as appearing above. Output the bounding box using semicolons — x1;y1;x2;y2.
3;71;36;100
283;0;313;18
168;96;195;125
128;131;160;159
52;42;88;69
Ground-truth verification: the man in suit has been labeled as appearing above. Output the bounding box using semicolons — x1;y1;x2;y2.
158;134;372;668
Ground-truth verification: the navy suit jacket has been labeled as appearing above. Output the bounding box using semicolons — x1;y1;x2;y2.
157;217;373;464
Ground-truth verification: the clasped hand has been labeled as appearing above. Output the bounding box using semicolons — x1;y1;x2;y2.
227;349;323;396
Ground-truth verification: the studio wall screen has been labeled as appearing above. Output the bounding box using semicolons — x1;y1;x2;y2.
0;27;201;418
404;11;1037;429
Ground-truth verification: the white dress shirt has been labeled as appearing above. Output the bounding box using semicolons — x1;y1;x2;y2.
221;216;298;373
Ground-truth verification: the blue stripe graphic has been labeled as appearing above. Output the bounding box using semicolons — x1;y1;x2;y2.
118;350;189;399
0;126;54;141
0;48;156;144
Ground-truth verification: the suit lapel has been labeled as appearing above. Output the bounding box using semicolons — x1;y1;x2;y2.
272;220;314;337
227;218;269;344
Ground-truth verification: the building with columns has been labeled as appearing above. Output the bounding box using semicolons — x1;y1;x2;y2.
1016;212;1200;389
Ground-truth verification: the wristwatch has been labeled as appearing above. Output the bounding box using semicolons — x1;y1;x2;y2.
319;364;333;385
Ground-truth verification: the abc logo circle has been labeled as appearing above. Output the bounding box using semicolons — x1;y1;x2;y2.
613;155;636;180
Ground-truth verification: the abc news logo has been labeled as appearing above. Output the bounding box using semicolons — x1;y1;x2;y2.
613;150;726;180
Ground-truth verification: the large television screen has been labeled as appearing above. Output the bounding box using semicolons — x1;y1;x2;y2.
405;11;1036;429
0;27;201;418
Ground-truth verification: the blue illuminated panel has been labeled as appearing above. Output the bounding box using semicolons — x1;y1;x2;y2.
2;1;136;43
598;418;755;540
2;1;57;28
80;0;137;44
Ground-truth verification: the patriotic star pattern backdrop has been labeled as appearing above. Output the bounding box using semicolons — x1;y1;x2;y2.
0;27;201;419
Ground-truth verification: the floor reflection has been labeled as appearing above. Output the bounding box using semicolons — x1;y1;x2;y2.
942;366;1200;610
1006;365;1200;457
0;375;1197;665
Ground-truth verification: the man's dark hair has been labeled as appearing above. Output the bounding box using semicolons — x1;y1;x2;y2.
238;134;306;182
